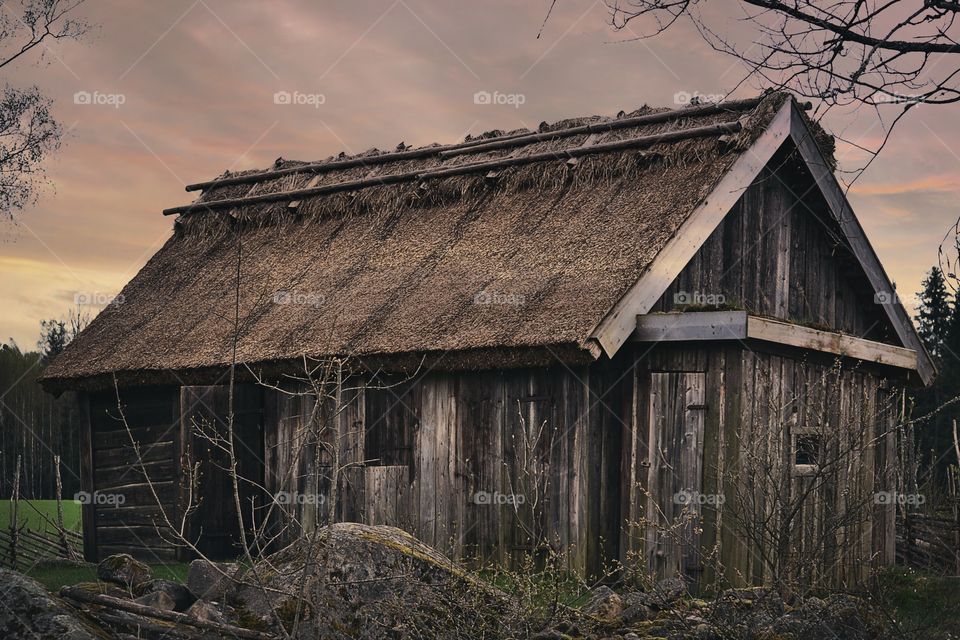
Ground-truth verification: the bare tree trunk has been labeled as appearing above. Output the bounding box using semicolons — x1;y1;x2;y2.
10;455;21;568
54;454;77;560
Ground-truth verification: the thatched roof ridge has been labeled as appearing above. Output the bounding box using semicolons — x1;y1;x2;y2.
42;92;814;390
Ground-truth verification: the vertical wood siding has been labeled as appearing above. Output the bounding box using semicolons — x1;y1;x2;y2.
623;343;898;590
652;161;898;344
258;362;631;577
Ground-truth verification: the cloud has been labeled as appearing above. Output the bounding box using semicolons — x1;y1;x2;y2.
1;0;956;346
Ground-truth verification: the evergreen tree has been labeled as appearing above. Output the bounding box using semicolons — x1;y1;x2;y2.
941;290;960;386
37;319;68;363
916;266;951;361
916;281;960;488
913;267;960;489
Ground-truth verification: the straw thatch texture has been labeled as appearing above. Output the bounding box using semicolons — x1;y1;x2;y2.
42;93;809;388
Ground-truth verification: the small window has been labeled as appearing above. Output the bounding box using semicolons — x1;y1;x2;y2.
794;434;822;468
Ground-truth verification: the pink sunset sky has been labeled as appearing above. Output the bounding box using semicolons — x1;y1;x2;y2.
2;0;957;349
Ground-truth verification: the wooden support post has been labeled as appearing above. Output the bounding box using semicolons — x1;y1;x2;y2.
78;392;98;562
54;454;77;561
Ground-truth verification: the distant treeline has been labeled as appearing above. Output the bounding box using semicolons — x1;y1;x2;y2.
0;343;82;500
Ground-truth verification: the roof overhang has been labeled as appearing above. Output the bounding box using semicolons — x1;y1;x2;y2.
632;311;920;381
587;98;935;386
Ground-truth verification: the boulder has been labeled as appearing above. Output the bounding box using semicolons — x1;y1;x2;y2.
186;559;240;602
227;522;514;638
649;576;688;608
134;590;176;611
96;554;151;589
580;585;623;622
704;590;887;640
0;568;106;640
137;579;196;612
186;599;227;625
619;592;655;623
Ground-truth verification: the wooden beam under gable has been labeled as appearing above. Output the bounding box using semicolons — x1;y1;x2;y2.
630;311;918;374
633;311;747;341
745;316;917;371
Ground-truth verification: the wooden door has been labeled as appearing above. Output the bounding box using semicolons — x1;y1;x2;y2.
645;372;706;581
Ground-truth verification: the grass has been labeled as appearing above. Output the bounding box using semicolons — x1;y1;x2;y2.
874;567;960;639
24;560;191;591
0;499;82;533
478;565;587;608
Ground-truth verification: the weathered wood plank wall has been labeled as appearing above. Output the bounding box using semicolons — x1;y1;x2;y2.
87;387;179;562
621;342;897;590
259;363;631;577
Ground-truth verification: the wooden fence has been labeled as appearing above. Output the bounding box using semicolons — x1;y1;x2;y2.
896;511;960;576
3;454;84;570
0;526;83;571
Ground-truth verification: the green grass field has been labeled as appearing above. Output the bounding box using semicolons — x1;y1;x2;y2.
0;499;82;533
875;567;960;638
23;561;191;591
0;501;190;592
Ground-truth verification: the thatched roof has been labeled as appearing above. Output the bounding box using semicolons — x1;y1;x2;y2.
41;92;806;390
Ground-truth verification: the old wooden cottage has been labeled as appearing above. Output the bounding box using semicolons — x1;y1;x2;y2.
41;92;933;589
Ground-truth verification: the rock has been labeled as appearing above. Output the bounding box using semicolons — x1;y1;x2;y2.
581;585;623;622
0;568;106;640
186;559;240;602
134;590;176;611
96;553;152;589
620;592;655;623
707;590;886;640
691;622;720;639
137;579;196;612
649;576;687;608
227;522;514;637
187;599;227;625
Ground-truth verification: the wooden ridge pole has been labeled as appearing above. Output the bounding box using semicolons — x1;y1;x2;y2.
437;97;762;158
182;96;775;193
163;120;742;216
183;128;538;192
